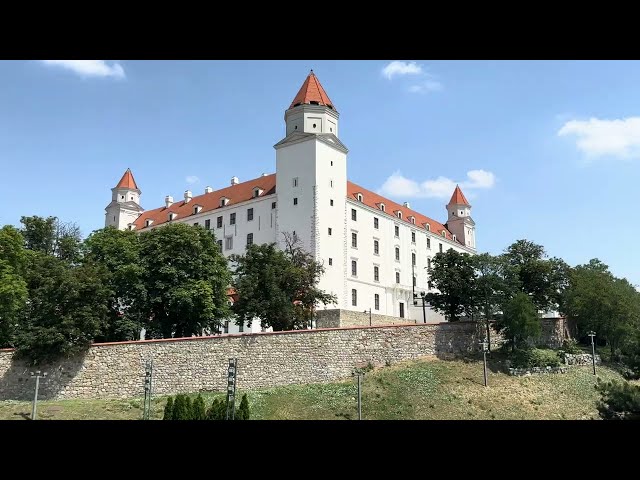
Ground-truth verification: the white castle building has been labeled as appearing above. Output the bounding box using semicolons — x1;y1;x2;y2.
105;71;477;327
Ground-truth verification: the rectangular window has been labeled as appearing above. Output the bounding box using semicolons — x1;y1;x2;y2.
247;233;253;246
330;199;334;206
395;247;400;261
412;252;416;266
239;322;244;333
247;208;254;221
413;275;417;287
225;236;233;250
399;302;405;318
428;258;432;269
205;219;211;230
293;177;299;187
351;260;357;277
374;217;379;229
217;216;223;228
427;238;431;249
374;240;379;255
395;225;399;237
329;258;333;266
224;321;229;334
352;289;357;306
330;180;333;188
230;213;236;225
351;209;357;221
374;294;380;311
439;243;443;253
396;272;400;284
374;266;379;282
294;198;298;206
328;228;332;236
272;202;276;209
412;232;416;243
352;232;358;248
217;239;223;250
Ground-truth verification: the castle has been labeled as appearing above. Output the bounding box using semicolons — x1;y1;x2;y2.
105;71;477;327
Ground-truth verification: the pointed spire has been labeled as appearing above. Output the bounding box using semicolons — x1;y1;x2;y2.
115;168;139;190
448;184;470;206
289;71;336;111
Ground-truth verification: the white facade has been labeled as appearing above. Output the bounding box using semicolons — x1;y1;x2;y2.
105;71;477;324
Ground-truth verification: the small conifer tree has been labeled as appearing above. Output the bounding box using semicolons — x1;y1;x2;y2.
172;394;187;420
184;396;193;420
236;393;250;420
163;396;174;420
193;394;206;420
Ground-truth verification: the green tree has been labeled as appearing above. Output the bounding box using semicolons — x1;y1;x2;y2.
206;397;226;420
184;396;193;420
0;226;28;348
193;394;206;420
172;394;187;420
231;234;336;331
139;223;231;338
20;216;82;262
596;379;640;420
83;227;146;341
498;292;541;349
236;393;250;420
425;249;476;322
163;396;174;420
14;253;110;363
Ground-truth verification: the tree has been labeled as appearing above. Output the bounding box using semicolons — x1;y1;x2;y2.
425;249;476;322
206;397;226;420
0;226;28;348
236;393;250;420
193;394;206;420
20;216;82;262
231;234;336;331
172;394;188;420
163;396;174;420
184;396;193;419
83;227;146;342
596;379;640;420
139;223;231;338
14;253;110;363
498;292;541;349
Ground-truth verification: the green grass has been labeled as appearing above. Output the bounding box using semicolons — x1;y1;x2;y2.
0;356;628;420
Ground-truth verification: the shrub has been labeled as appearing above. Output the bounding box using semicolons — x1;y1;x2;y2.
206;397;226;420
236;394;250;420
184;396;193;420
510;348;561;368
193;394;206;420
561;339;583;355
163;396;174;420
595;379;640;420
172;394;190;420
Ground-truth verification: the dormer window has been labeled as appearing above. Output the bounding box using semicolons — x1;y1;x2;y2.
409;216;415;224
145;219;153;227
220;197;229;207
396;211;402;219
253;187;263;198
357;193;363;202
424;223;431;232
441;230;446;237
193;205;203;215
379;203;385;212
169;213;177;222
452;234;457;242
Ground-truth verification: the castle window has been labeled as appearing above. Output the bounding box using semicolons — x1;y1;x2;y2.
397;211;402;219
395;226;399;237
247;208;254;221
121;195;124;199
352;289;357;306
351;209;357;221
193;206;202;215
374;266;379;282
330;128;333;132
352;232;358;248
380;203;385;212
452;234;457;242
399;302;405;318
247;233;253;246
313;123;317;128
427;238;431;249
330;199;334;206
441;230;446;237
220;197;229;207
374;217;379;229
412;232;416;243
230;213;236;225
396;272;400;284
225;236;233;250
410;216;416;225
460;210;464;215
224;321;229;334
272;202;276;209
205;219;211;230
294;198;298;205
428;258;432;269
439;243;443;253
253;188;263;198
217;239;222;250
374;239;379;255
328;228;332;235
412;252;416;266
413;275;417;287
331;161;333;166
168;213;177;221
329;258;333;266
351;260;357;277
374;294;380;310
425;223;431;232
293;177;299;187
217;216;223;228
395;247;400;261
357;193;363;202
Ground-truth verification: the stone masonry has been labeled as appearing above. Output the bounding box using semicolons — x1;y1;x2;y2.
0;319;568;401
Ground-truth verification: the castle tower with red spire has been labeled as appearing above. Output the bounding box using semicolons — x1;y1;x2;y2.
105;168;144;229
445;184;475;249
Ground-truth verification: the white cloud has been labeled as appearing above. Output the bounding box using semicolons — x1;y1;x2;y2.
379;169;496;200
408;77;443;94
186;175;200;184
41;60;125;79
558;117;640;160
382;61;423;80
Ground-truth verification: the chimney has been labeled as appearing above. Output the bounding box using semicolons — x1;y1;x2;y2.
261;173;268;177
403;201;411;209
165;195;173;208
184;190;192;203
231;176;239;186
204;186;213;194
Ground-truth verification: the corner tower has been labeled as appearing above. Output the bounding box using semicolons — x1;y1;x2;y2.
445;185;476;250
275;71;349;308
105;168;144;230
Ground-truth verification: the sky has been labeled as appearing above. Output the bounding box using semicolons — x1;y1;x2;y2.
0;60;639;285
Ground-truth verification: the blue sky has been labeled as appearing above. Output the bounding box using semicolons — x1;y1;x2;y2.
1;60;638;285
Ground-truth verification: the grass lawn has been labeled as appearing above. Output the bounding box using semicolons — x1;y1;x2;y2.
0;355;625;420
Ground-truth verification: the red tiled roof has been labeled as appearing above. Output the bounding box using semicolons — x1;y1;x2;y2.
448;185;470;206
347;181;459;244
133;174;276;230
289;71;336;111
115;168;139;190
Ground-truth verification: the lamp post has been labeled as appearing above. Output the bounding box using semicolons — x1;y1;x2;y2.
479;340;488;387
363;308;372;326
30;370;47;420
587;331;597;375
413;291;427;324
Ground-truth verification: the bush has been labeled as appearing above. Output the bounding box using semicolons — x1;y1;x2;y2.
595;379;640;420
206;397;227;420
184;396;193;419
236;394;250;420
193;394;206;420
163;396;174;420
561;339;583;355
172;394;191;420
510;348;561;368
